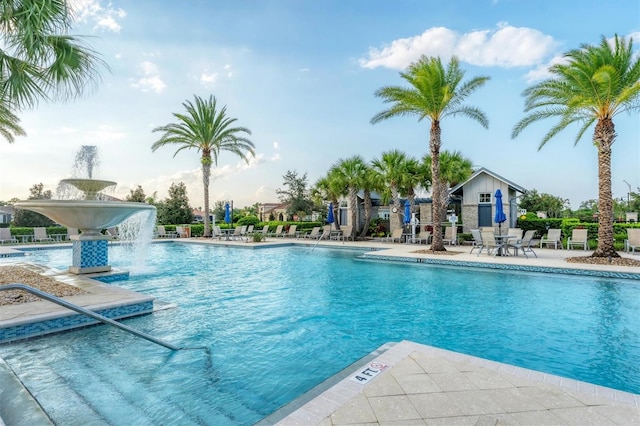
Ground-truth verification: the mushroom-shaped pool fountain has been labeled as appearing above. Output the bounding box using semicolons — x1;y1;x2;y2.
15;178;155;275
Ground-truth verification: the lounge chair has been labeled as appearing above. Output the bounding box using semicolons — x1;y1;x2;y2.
210;226;223;240
339;226;354;241
229;226;244;240
408;230;431;244
0;228;17;244
567;229;588;250
269;225;285;237
509;230;537;258
382;228;403;243
540;228;563;249
304;227;322;239
478;231;501;256
284;224;298;238
625;228;640;254
245;225;254;234
469;229;484;254
443;226;457;245
256;225;270;235
33;227;54;243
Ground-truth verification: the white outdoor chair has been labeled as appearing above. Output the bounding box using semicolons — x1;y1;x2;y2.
540;228;563;249
567;229;588;251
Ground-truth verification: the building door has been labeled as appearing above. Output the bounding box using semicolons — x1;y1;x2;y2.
478;204;492;227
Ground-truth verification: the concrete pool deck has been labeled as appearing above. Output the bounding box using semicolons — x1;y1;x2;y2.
1;238;639;425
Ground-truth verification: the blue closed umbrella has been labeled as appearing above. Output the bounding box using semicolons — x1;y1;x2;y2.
494;189;507;234
224;202;231;225
327;203;335;229
403;200;411;224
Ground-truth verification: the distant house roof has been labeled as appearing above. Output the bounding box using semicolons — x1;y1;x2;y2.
449;167;527;196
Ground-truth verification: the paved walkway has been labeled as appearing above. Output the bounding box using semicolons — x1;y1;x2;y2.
268;341;639;425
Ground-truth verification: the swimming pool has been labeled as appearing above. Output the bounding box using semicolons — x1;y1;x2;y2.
1;242;639;425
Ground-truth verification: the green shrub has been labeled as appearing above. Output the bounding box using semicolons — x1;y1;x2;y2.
237;216;260;226
251;232;265;242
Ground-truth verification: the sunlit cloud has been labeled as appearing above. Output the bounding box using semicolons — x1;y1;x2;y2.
131;61;166;93
359;23;557;70
200;72;218;86
69;0;126;32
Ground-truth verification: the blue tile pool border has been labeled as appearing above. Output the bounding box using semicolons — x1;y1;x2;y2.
0;300;154;344
359;253;640;280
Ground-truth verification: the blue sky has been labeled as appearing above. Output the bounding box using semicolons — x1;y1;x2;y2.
1;0;639;210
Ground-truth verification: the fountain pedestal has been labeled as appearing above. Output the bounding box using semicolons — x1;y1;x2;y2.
69;234;112;274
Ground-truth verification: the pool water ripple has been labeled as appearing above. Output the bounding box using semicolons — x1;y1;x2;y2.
1;243;639;425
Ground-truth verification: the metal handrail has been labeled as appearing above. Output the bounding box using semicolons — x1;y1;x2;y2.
1;283;178;351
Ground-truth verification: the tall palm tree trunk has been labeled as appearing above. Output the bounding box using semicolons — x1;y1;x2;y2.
430;122;445;251
391;185;402;227
360;189;372;238
593;118;619;258
348;188;358;239
202;159;212;237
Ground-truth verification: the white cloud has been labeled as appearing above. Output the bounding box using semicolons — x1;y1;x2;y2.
524;54;567;82
200;72;218;86
359;23;557;70
224;64;234;78
69;0;126;32
131;61;166;93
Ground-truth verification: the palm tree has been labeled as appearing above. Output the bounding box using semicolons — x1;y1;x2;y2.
422;150;474;222
312;173;342;232
332;155;369;240
398;156;422;221
512;35;640;258
371;150;411;227
371;55;489;251
152;95;255;237
0;0;105;130
0;103;26;143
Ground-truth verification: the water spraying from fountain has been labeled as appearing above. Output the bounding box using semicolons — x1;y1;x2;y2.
15;145;156;275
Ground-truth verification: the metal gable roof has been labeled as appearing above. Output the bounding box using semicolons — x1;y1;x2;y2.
449;167;527;195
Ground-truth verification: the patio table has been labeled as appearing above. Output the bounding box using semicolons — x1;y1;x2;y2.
494;235;517;256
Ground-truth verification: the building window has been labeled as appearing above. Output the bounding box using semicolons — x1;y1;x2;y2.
479;192;492;204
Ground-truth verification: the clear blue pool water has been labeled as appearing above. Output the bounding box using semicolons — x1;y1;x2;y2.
1;242;639;425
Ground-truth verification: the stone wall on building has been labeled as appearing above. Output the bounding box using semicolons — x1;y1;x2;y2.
462;204;477;233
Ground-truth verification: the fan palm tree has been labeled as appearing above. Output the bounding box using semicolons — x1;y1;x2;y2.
371;150;411;227
332;155;369;240
152;95;255;237
422;150;474;222
0;0;105;139
371;55;489;251
512;35;640;258
313;173;342;232
0;103;26;142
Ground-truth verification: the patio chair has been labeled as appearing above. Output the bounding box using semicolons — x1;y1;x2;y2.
245;225;254;234
284;224;298;238
479;231;501;256
509;230;537;258
469;229;484;254
443;226;457;245
339;225;354;241
408;230;431;244
540;228;563;249
382;228;403;243
33;227;54;243
625;228;640;254
567;228;588;251
268;225;285;237
256;225;270;235
0;228;18;244
230;226;244;240
304;226;322;239
211;226;223;240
